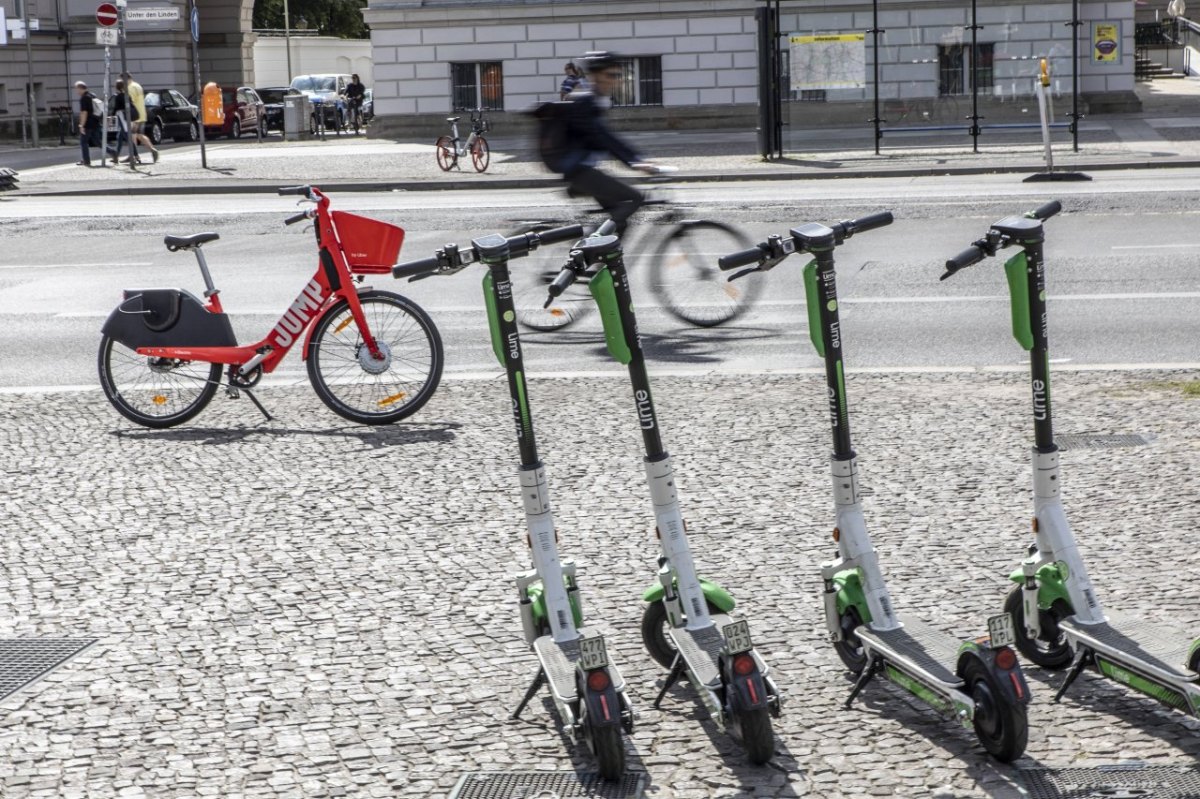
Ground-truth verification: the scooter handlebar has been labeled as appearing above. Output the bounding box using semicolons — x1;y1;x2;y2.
531;224;585;247
546;267;578;302
1032;200;1062;220
718;246;767;271
844;211;894;235
942;245;986;279
392;256;443;279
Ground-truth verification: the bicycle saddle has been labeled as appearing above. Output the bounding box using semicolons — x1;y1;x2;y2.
446;116;460;123
164;232;220;251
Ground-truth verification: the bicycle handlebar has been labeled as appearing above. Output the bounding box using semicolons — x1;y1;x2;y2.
278;185;312;197
284;211;310;226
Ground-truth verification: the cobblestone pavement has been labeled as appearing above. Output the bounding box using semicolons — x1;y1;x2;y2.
1;370;1198;798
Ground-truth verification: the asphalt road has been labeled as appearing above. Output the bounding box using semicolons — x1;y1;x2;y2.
2;170;1198;390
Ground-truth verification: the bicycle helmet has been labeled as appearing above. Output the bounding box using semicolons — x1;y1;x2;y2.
580;51;621;73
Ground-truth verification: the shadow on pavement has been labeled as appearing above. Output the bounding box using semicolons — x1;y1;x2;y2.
112;420;460;449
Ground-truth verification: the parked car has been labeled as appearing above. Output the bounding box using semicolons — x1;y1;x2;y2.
256;86;298;132
362;88;374;122
204;86;266;139
290;73;351;133
144;89;201;145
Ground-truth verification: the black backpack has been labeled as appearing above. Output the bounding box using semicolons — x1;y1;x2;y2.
529;100;572;172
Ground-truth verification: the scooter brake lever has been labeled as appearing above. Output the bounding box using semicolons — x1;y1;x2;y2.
728;267;759;282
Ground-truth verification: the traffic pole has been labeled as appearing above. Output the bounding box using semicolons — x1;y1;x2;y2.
100;45;111;166
22;0;39;148
190;0;206;168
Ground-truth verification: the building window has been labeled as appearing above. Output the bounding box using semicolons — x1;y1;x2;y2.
610;56;663;107
0;84;7;114
451;62;504;111
938;43;995;96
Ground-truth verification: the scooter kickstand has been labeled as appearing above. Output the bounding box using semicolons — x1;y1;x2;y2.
653;653;686;709
511;667;546;720
1054;646;1092;703
243;389;273;422
843;655;883;710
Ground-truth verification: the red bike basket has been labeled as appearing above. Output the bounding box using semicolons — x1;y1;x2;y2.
332;210;405;275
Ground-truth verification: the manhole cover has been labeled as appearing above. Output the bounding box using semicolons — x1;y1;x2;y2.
0;638;97;702
1017;763;1200;799
448;771;645;799
1056;433;1152;451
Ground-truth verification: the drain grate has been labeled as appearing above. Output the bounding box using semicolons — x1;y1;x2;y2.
0;638;97;702
448;771;645;799
1017;763;1200;799
1056;433;1153;451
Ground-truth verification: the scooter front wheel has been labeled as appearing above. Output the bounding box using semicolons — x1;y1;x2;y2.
641;599;722;670
834;606;869;674
588;722;625;781
1003;586;1073;670
733;705;774;764
962;657;1028;762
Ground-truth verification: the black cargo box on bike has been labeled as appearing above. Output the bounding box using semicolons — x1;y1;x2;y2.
101;288;238;349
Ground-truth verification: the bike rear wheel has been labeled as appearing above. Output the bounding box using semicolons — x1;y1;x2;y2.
98;334;221;428
506;222;592;331
306;291;444;425
435;136;456;171
651;220;761;327
471;136;490;172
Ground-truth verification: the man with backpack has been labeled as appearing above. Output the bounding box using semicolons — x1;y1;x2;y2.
539;51;660;235
75;81;104;166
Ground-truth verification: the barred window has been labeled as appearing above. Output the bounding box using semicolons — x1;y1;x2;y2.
609;56;663;107
451;62;504;111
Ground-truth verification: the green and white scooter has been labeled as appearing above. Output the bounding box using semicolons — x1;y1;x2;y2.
943;201;1200;716
719;212;1031;761
545;221;782;763
392;226;635;780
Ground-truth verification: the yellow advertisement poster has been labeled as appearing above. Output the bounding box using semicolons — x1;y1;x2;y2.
1093;21;1120;63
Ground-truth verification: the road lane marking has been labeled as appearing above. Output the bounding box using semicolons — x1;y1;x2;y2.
0;262;152;270
1111;243;1200;250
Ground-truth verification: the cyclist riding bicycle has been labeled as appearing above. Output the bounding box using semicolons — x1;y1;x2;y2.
556;51;660;235
345;74;366;120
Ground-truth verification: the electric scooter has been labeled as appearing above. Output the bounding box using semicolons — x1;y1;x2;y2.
391;226;636;779
943;201;1200;717
718;213;1032;761
545;222;781;763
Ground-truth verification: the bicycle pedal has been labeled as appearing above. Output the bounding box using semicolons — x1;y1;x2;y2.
225;386;241;399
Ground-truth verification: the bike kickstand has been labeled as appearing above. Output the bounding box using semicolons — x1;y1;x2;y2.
1054;646;1092;703
243;389;273;422
653;653;686;709
512;667;546;720
843;655;882;710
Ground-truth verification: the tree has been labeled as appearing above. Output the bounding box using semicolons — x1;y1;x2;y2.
253;0;369;39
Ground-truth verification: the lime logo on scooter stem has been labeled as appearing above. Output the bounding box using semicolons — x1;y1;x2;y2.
636;389;655;430
507;331;520;361
271;278;324;347
1033;378;1048;421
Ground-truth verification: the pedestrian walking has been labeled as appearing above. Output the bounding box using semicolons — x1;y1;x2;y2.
120;71;160;163
75;81;103;166
106;80;139;164
559;62;584;99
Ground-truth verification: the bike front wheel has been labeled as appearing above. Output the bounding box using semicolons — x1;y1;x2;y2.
651;220;762;327
306;291;444;425
471;136;490;172
98;335;221;428
435;136;455;171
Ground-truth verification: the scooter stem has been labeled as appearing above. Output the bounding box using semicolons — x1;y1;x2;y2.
646;456;711;631
520;466;578;644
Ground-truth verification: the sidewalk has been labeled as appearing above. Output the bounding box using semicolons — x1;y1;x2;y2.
0;371;1197;798
7;78;1200;196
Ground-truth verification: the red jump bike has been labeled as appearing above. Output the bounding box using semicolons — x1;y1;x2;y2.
98;186;444;428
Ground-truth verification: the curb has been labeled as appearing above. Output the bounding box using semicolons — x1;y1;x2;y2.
18;157;1200;197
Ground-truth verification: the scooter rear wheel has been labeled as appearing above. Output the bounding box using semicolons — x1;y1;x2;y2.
641;599;723;670
962;657;1028;762
589;722;625;781
834;606;869;674
733;705;774;764
1004;586;1073;670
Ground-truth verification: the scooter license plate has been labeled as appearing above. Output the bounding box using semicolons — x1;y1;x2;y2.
723;619;754;655
987;613;1017;649
578;634;609;670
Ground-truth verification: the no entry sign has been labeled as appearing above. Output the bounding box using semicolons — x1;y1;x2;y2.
96;3;118;27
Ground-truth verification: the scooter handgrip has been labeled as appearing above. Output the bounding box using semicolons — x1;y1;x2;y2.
849;211;894;234
284;212;309;226
718;246;766;271
547;266;577;299
595;219;618;238
392;256;442;279
945;245;985;272
277;185;311;196
537;224;586;246
1032;200;1062;220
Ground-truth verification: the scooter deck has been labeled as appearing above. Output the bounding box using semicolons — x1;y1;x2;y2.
533;629;627;703
857;616;962;689
667;613;736;689
1061;609;1197;682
